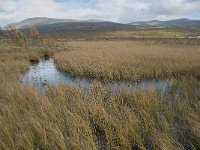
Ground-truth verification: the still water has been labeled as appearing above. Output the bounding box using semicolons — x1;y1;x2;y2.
21;58;170;94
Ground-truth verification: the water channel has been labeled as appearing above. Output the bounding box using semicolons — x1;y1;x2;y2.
21;58;170;94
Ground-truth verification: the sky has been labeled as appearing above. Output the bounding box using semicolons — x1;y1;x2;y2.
0;0;200;26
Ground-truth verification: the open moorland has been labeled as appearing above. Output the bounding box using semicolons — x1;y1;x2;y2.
0;29;200;150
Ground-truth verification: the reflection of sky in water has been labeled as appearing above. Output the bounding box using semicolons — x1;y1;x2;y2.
21;58;92;92
21;58;170;95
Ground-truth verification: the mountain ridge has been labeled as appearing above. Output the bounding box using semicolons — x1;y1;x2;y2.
128;18;200;28
4;17;200;37
6;17;106;29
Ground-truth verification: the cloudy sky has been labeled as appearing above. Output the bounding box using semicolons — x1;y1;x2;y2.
0;0;200;26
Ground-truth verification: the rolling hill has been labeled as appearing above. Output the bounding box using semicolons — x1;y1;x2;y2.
6;17;135;33
5;17;200;39
7;17;200;32
7;17;105;29
129;18;200;29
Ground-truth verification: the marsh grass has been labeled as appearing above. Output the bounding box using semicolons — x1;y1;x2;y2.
0;40;200;150
52;29;200;40
54;41;200;82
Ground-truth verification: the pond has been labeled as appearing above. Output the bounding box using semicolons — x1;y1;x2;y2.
21;58;170;94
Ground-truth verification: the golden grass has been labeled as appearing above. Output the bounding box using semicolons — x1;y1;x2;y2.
0;40;199;149
95;29;199;39
53;29;200;40
54;41;200;82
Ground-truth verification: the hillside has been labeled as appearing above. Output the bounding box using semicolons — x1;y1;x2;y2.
129;18;200;29
6;17;135;34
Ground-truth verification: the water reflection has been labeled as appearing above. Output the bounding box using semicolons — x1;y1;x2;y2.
21;58;170;94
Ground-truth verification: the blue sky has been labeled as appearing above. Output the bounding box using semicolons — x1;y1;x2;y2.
55;0;97;7
0;0;200;26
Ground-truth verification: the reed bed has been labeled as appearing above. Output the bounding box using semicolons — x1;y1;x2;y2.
0;40;199;150
54;41;200;82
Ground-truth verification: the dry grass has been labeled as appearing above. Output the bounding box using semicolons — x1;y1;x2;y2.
0;40;199;150
53;29;200;40
54;41;200;82
94;29;200;39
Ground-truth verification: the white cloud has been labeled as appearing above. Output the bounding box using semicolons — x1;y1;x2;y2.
0;0;99;26
0;0;200;26
93;0;200;22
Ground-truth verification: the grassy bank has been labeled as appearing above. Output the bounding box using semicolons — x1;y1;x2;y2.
0;40;200;149
54;41;200;82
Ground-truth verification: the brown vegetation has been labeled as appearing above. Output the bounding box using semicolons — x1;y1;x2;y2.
0;39;199;150
54;41;200;82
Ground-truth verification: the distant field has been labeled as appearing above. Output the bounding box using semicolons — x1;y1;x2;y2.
101;29;200;39
53;29;200;40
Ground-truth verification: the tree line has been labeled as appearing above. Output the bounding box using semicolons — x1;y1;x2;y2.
0;26;56;46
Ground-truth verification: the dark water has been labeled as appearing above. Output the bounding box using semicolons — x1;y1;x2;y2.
21;58;170;94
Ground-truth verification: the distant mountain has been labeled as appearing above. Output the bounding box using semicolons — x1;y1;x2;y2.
6;17;200;38
6;17;135;34
6;17;105;29
129;18;200;29
129;20;162;26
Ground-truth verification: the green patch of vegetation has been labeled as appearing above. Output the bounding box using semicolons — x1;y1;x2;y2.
53;29;200;40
